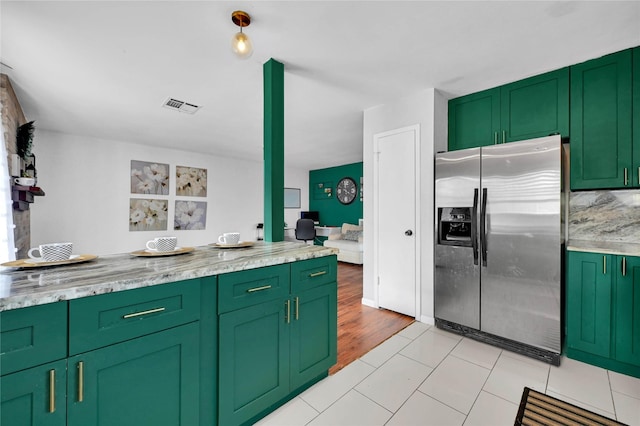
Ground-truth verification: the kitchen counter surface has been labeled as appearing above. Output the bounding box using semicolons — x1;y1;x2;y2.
0;241;338;312
567;239;640;257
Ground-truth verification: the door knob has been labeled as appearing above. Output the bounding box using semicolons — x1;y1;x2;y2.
405;230;413;236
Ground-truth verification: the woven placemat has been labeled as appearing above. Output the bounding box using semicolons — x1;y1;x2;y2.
515;387;627;426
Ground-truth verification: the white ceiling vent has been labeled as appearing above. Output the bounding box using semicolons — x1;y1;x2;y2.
162;98;202;114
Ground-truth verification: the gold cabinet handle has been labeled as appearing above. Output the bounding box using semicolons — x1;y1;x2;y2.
309;271;326;278
494;132;498;145
622;257;627;277
285;300;290;324
49;369;56;413
295;297;299;320
247;285;272;293
78;361;84;402
603;256;607;275
624;168;629;186
502;130;506;144
123;307;165;319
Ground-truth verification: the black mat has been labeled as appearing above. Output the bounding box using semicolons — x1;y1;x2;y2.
515;387;627;426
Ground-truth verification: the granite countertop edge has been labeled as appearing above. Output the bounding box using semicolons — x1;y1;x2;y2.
566;239;640;257
0;242;339;312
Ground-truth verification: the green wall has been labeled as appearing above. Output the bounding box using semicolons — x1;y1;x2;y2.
309;162;363;227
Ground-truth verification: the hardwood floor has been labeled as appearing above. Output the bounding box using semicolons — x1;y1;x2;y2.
330;262;415;374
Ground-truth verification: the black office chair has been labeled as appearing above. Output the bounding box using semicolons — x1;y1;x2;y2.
295;219;316;242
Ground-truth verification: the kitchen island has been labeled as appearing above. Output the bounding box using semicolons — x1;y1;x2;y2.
1;242;339;426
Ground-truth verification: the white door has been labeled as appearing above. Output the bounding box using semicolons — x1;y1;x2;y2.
374;126;418;317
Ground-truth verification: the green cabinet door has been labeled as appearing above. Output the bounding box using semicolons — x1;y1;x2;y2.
501;68;569;143
218;299;289;426
67;322;199;426
448;87;501;151
570;49;633;190
566;251;613;358
633;47;640;186
0;360;67;426
290;283;337;390
615;256;640;366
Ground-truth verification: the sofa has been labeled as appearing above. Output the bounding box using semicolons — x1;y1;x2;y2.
323;223;363;264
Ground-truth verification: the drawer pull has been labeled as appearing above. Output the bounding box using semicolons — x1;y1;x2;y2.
309;271;327;278
603;256;607;275
247;285;272;293
123;307;166;319
624;168;629;186
49;369;56;413
285;300;291;324
78;362;84;402
295;297;299;320
622;257;627;277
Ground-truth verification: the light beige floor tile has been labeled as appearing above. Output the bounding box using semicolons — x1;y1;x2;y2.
300;359;374;412
397;321;431;340
255;397;319;426
386;391;465;426
546;390;616;419
399;329;461;368
418;354;490;414
450;337;502;370
609;370;640;399
355;354;433;412
464;391;519;426
429;326;464;341
307;390;392;426
547;357;614;413
612;391;640;426
359;334;412;368
499;348;556;368
483;353;549;404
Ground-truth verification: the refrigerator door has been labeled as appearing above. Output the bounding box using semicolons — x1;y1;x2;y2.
480;136;562;353
435;148;481;329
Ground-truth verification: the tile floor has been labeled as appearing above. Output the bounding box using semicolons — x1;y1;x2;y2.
256;322;640;426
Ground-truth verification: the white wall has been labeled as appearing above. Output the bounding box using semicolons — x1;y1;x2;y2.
31;130;308;255
362;88;447;324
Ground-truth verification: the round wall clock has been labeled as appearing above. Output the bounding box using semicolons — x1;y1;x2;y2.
336;177;357;205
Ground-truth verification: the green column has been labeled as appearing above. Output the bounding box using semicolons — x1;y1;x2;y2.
264;58;285;242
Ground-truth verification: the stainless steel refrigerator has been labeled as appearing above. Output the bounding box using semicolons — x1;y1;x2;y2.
434;135;563;365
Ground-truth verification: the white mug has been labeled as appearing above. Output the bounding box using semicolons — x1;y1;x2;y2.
28;242;73;262
218;232;240;245
146;236;178;252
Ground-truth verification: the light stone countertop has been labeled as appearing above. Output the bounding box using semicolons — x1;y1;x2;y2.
567;239;640;257
0;241;338;312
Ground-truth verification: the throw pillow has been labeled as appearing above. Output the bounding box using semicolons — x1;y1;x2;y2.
343;230;362;241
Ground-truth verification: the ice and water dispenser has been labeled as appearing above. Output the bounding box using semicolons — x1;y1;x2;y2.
437;207;473;247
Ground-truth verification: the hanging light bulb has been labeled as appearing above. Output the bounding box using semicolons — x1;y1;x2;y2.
231;11;253;59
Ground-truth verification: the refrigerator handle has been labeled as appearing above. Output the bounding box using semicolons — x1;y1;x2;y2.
472;188;479;266
481;188;488;266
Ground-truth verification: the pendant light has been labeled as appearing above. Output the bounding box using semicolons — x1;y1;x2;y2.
231;10;253;59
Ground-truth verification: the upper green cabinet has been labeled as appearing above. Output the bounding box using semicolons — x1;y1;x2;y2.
448;68;569;151
633;47;640;187
570;49;633;190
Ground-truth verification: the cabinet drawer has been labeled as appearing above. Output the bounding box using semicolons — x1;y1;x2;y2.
0;302;67;376
291;255;337;294
69;279;201;355
218;264;289;314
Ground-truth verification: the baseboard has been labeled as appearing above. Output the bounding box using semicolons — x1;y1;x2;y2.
419;315;435;325
361;298;377;308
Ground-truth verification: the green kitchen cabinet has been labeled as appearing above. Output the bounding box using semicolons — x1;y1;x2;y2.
633;47;640;187
566;251;613;358
67;322;199;426
570;49;633;190
448;68;569;151
448;87;500;151
0;360;67;426
218;256;338;425
566;251;640;378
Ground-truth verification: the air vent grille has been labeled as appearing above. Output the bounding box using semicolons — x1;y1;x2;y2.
162;98;202;114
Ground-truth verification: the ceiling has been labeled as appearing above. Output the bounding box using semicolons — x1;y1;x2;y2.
1;1;639;171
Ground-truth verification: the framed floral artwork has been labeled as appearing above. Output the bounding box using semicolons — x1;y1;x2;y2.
176;166;207;197
174;200;207;230
129;198;168;231
131;160;169;195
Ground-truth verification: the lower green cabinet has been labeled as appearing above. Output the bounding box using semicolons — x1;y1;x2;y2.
566;251;640;378
1;360;67;426
67;322;199;426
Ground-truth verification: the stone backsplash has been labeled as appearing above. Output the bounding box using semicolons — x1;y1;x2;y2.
569;189;640;243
